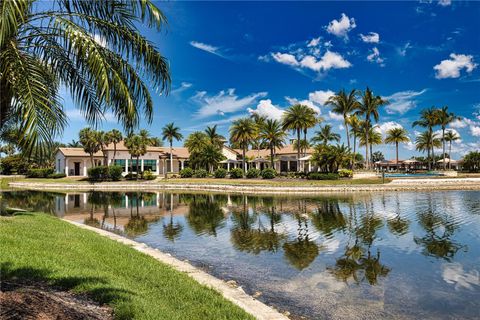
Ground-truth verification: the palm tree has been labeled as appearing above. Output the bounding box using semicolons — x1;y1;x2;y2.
355;88;389;169
415;131;441;169
79;128;101;168
302;107;319;156
326;89;360;151
282;104;310;171
259;119;287;169
311;124;341;146
162;123;183;173
97;131;110;165
358;124;382;166
124;133;150;180
250;114;267;157
384;127;410;170
443;130;460;169
0;0;170;152
185;132;208;154
230;118;257;175
205;125;226;148
436;106;460;170
107;129;123;164
67;140;82;148
413;107;439;170
348;115;361;169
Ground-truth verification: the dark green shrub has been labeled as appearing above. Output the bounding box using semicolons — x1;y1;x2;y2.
229;168;243;179
1;155;30;175
125;173;135;180
143;170;156;180
180;167;194;178
47;173;66;179
261;168;277;179
87;166;109;181
246;168;260;179
307;172;339;180
338;169;353;178
26;168;54;178
108;165;123;181
193;169;208;178
214;168;227;178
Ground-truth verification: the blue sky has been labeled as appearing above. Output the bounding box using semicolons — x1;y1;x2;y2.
61;0;480;159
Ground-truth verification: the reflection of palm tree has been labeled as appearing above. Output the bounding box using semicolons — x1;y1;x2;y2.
124;192;148;237
163;194;183;242
387;195;410;236
311;199;346;237
186;195;225;236
283;214;319;270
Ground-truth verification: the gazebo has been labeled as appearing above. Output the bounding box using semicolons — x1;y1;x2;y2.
437;158;461;170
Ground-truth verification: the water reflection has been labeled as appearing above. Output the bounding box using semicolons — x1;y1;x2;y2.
2;190;479;319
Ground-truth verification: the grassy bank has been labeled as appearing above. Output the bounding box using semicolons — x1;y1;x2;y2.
0;213;254;320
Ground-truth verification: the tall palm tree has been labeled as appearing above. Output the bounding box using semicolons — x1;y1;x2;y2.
0;0;170;152
436;106;460;170
443;130;460;169
162;123;183;173
230;118;257;175
415;131;441;169
311;124;341;146
413;107;439;170
250;114;267;157
348;115;361;169
326;89;360;151
124;133;150;180
355;88;389;169
358;124;382;166
283;104;311;170
79;128;101;168
107;129;123;164
98;131;110;165
205;125;226;148
302;107;319;156
259;119;287;169
384;127;410;170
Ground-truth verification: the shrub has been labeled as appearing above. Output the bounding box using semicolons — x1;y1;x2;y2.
87;166;109;181
47;173;66;179
26;168;54;178
125;173;135;180
193;169;208;178
246;168;261;179
229;168;244;179
1;155;30;175
307;172;339;180
143;170;156;180
338;169;353;178
180;167;194;178
108;165;123;181
261;168;276;179
214;168;227;178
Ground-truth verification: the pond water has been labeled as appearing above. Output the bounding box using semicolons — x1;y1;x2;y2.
2;190;480;319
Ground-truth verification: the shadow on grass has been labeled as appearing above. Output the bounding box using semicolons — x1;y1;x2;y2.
1;262;135;319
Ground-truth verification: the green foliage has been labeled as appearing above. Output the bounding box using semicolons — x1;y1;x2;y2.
47;173;66;179
0;155;30;175
371;151;385;163
261;168;277;179
338;169;353;178
463;151;480;172
193;169;208;178
246;168;261;179
87;166;109;181
180;167;194;178
26;168;54;178
125;173;136;180
143;170;156;180
307;172;339;180
214;168;227;178
311;144;351;173
229;168;244;179
108;165;123;181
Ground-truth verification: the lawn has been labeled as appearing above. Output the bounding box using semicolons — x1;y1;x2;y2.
0;213;254;320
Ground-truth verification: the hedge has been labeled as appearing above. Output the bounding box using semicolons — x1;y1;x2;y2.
306;172;339;180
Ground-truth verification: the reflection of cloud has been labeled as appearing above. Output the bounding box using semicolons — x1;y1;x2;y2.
282;269;347;293
442;263;480;290
322;238;340;254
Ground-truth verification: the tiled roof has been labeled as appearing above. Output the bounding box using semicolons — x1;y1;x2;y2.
58;148;103;157
245;144;314;158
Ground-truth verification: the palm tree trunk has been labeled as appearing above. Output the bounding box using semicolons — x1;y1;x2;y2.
427;147;431;170
113;143;117;164
365;118;370;170
449;141;452;170
242;146;246;176
297;128;301;172
431;145;435;171
353;135;356;170
303;128;307;157
270;143;275;170
396;141;399;172
442;128;446;170
170;141;173;173
90;154;94;168
344;119;351;168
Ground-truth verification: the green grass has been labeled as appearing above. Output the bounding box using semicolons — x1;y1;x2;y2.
0;213;254;320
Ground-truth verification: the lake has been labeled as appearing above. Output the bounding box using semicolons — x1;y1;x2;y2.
2;190;479;319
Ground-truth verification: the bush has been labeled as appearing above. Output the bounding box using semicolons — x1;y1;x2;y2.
229;168;244;179
338;169;353;178
261;168;276;179
47;173;67;179
87;166;109;181
180;167;194;178
246;168;261;179
0;155;30;175
125;173;135;180
193;169;208;178
143;170;156;180
307;172;339;180
26;168;54;178
108;165;123;181
214;168;227;178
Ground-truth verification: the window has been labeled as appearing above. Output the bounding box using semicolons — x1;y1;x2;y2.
114;159;126;172
129;159;140;172
143;159;157;172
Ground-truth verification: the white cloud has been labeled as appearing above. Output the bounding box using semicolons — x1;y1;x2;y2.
300;51;351;71
192;89;267;118
367;47;384;65
471;126;480;137
271;52;299;66
360;32;380;43
328;111;344;121
307;37;321;47
308;90;335;106
438;0;451;6
326;13;356;39
375;121;404;137
171;82;192;94
247;99;284;121
449;118;468;128
383;89;427;114
285;97;321;114
190;41;223;57
434;53;477;79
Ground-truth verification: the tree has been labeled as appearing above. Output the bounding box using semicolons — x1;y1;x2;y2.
436;106;460;170
311;124;340;146
326;89;360;152
371;151;385;163
443;130;460;169
205;125;226;149
124;133;151;180
415;131;441;169
79;128;101;168
311;144;351;173
283;104;312;171
302;107;319;156
0;0;171;152
355;88;389;169
348;115;361;169
107;129;123;163
67;140;82;147
97;131;110;165
250;114;267;157
384;127;410;169
358;123;382;165
463;151;480;172
230;118;257;175
413;107;439;170
259;119;287;169
162;123;183;173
